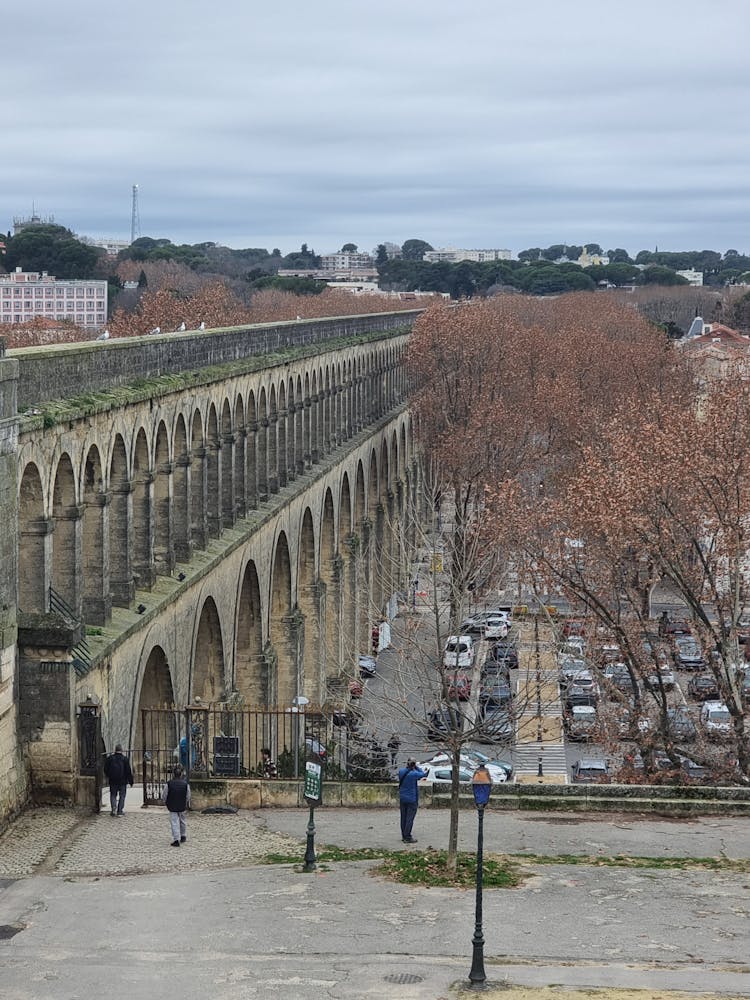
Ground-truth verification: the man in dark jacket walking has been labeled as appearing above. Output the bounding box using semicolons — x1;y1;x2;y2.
104;743;134;816
161;764;191;846
397;759;429;843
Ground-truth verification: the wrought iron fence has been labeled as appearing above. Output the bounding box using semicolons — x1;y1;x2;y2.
139;705;390;805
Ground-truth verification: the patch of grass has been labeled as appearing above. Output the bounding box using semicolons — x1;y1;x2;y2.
513;852;750;872
377;849;522;889
263;845;389;865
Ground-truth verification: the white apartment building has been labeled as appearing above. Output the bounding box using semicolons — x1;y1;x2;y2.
0;268;108;329
423;247;512;263
676;268;704;287
319;251;374;271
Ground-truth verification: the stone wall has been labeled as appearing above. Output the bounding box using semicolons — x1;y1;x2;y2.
12;310;421;409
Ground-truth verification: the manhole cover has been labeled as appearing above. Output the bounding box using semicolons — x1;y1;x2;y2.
0;924;23;940
383;973;424;984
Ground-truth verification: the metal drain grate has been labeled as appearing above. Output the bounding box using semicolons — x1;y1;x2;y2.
0;925;23;940
383;973;424;984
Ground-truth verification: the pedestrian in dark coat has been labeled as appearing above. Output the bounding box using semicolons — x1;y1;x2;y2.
161;764;191;846
104;743;134;816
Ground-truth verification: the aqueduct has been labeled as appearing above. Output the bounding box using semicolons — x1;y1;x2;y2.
0;310;422;820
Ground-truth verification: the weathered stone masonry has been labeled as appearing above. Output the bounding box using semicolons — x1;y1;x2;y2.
2;311;421;820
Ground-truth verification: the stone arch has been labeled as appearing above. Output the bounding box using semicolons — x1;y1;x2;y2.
399;422;407;479
206;403;221;537
297;508;319;701
339;471;356;671
311;370;320;464
257;387;268;500
294;374;304;475
323;365;331;453
191;410;208;549
234;393;247;518
277;380;288;488
153;421;174;578
268;383;278;493
367;449;383;618
173;414;191;563
18;462;47;612
82;445;109;624
320;488;340;685
133;645;176;779
269;530;295;705
235;559;264;703
109;435;132;607
132;427;154;591
191;596;226;703
220;397;235;528
51;452;80;614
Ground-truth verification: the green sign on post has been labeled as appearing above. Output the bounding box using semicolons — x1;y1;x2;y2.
304;761;322;805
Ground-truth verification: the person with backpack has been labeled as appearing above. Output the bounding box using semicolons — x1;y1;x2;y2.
161;764;191;846
103;743;134;816
397;759;429;843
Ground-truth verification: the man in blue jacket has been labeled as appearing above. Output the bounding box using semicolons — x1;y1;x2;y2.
397;759;429;843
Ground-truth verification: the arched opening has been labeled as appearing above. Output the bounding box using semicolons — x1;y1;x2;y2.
295;375;304;474
109;435;133;607
310;371;319;464
277;381;287;488
303;372;312;468
269;531;295;705
323;366;331;453
235;559;264;703
247;390;258;509
257;387;268;501
51;452;80;615
368;448;382;618
206;404;221;538
355;459;369;650
134;645;175;781
192;597;226;703
154;421;174;577
339;472;355;671
320;489;339;686
132;428;154;590
268;384;278;493
221;398;235;528
298;509;319;701
82;445;110;623
18;462;47;612
173;415;191;563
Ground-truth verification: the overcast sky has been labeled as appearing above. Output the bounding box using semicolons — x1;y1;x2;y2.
4;1;749;256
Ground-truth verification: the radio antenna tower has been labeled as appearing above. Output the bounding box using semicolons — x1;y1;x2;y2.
130;184;141;244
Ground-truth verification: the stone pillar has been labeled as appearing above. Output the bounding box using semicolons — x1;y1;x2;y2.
0;341;25;822
110;480;135;607
235;428;248;518
191;447;209;549
17;615;83;805
132;471;156;590
82;491;112;625
174;454;193;563
222;432;237;527
53;504;84;618
268;415;279;494
343;536;358;676
19;517;53;612
303;399;313;469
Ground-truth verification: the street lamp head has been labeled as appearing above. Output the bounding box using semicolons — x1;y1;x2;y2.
472;764;492;808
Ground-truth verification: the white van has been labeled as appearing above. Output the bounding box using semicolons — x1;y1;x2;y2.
443;635;475;669
700;701;731;739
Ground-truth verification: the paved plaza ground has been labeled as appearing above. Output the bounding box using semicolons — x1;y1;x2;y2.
0;801;748;999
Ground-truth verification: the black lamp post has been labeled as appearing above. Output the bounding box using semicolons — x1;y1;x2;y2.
468;764;492;989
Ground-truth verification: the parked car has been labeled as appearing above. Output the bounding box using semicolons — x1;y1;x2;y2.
665;706;697;742
464;749;513;780
426;706;465;740
679;755;711;782
479;677;513;707
571;758;610;783
645;663;675;691
481;658;510;682
443;635;475;670
447;672;472;701
565;704;598;741
477;707;514;744
699;701;731;739
460;611;508;635
483;616;510;640
490;641;519;669
661;619;692;638
687;674;720;701
603;661;636;694
559;638;587;659
560;667;597;693
416;753;509;783
673;638;705;670
598;641;621;665
358;654;377;678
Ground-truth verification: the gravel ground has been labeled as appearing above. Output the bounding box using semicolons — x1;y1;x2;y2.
0;807;84;877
